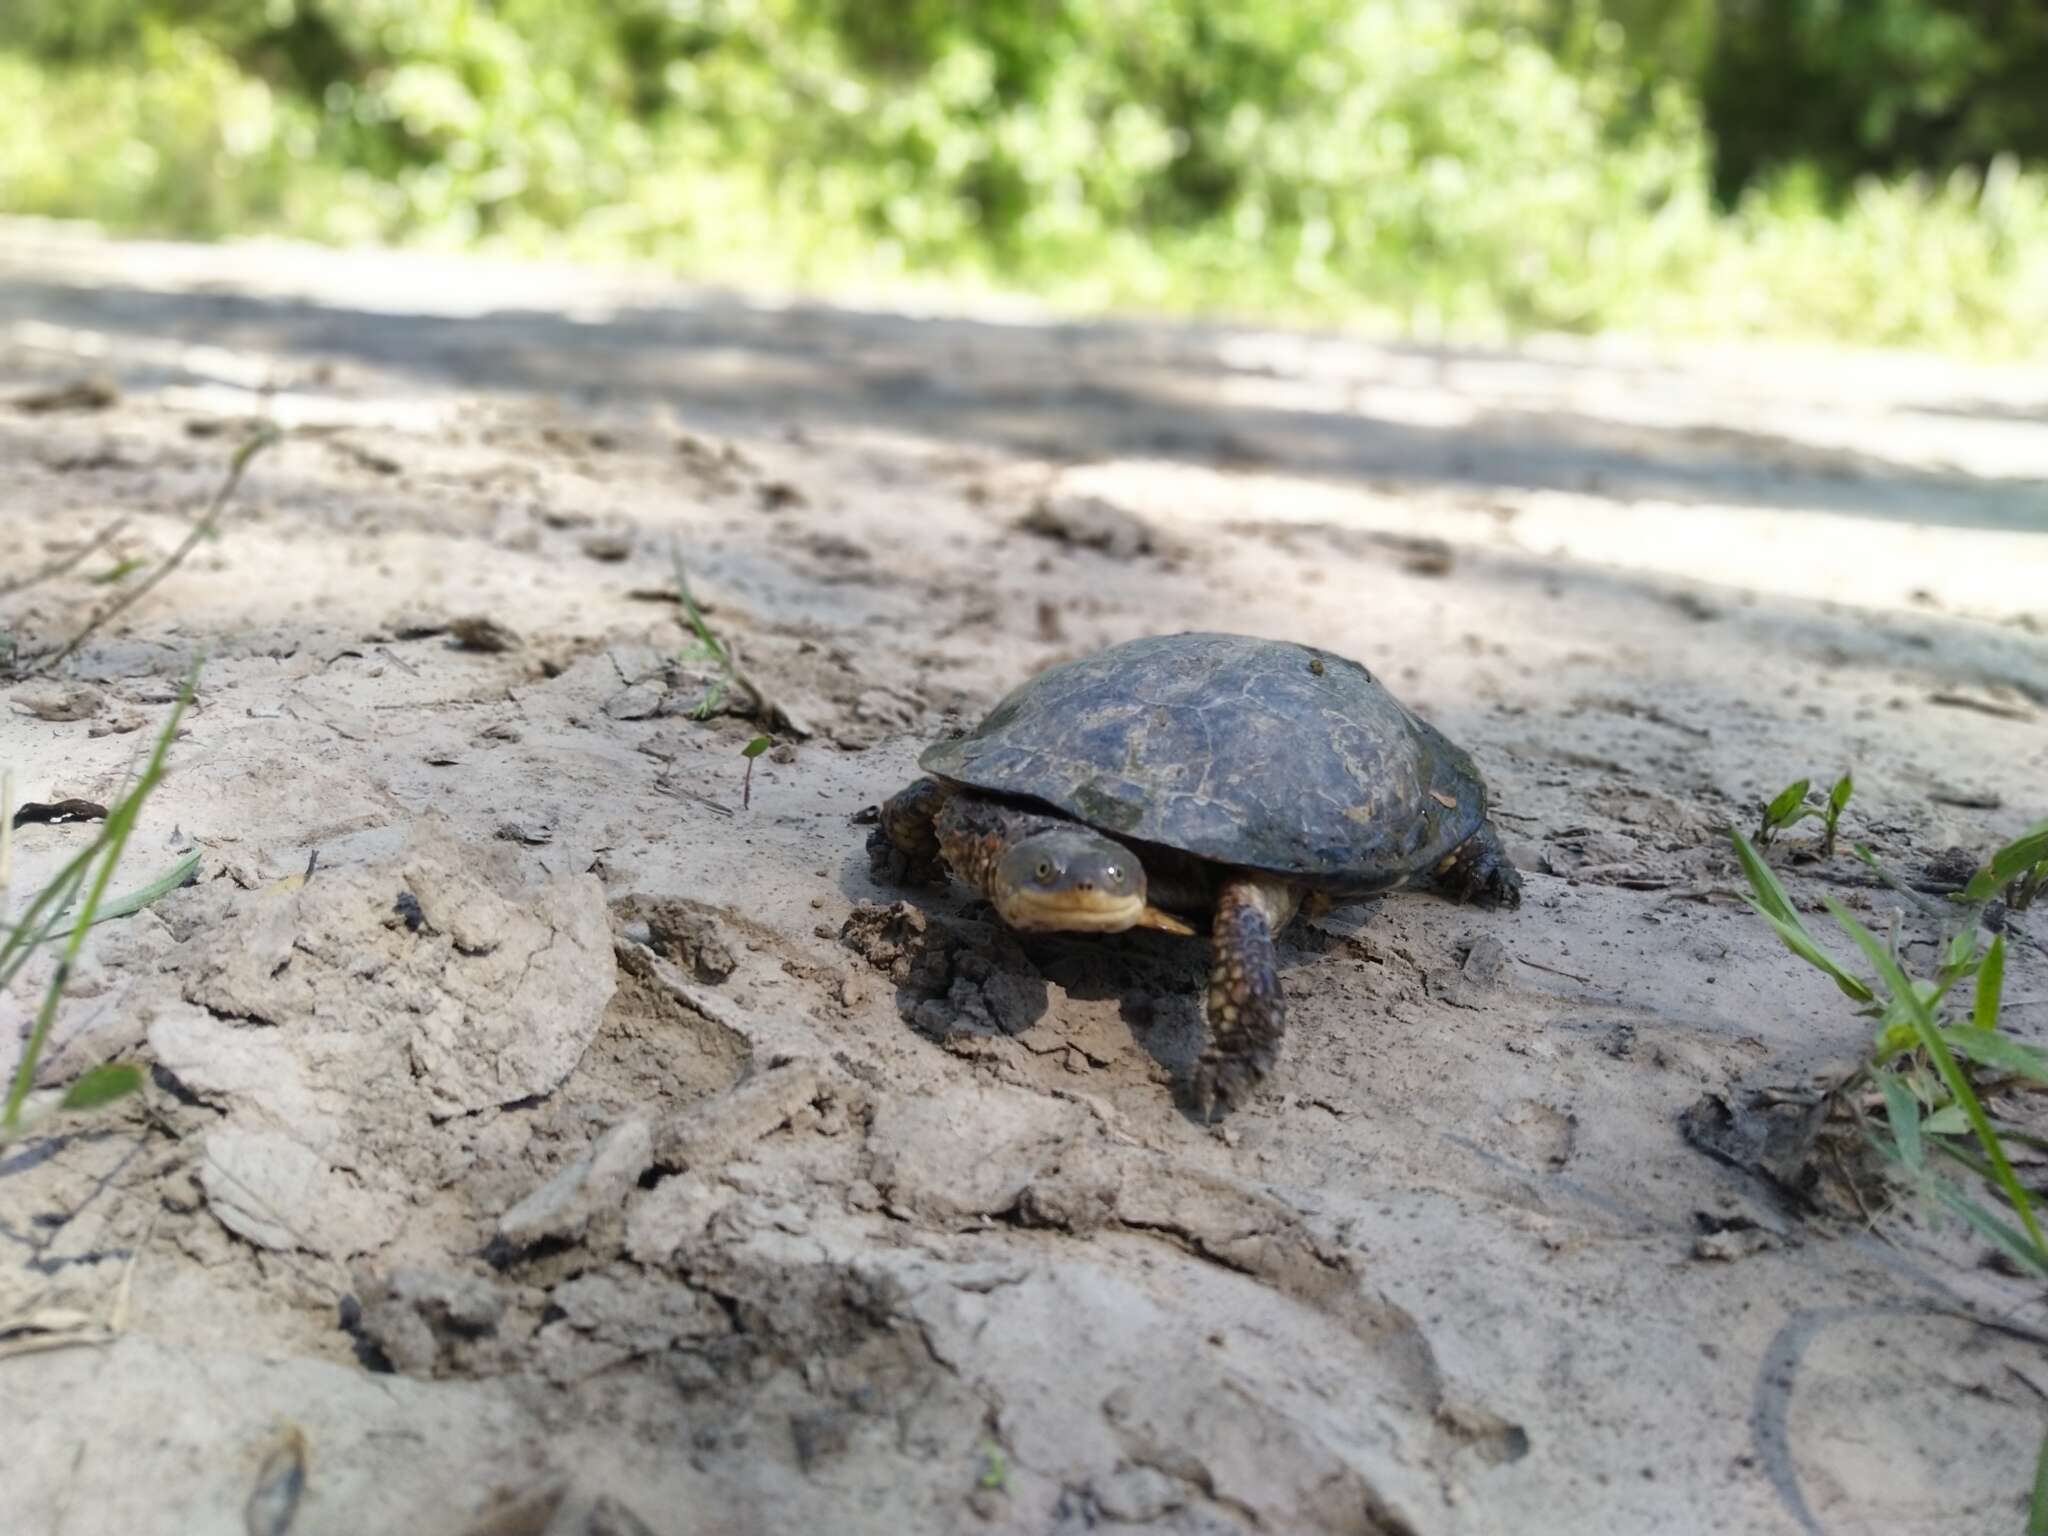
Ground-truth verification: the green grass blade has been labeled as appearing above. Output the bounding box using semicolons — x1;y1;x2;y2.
1919;968;1969;1013
1943;926;1980;975
692;678;729;720
2031;1427;2048;1536
1974;933;2005;1031
1828;773;1853;815
1730;828;1798;923
0;836;103;985
84;850;200;927
7;850;201;954
1825;895;2048;1260
1871;1013;1917;1062
1738;888;1875;1002
1932;1181;2048;1279
1938;1028;2048;1083
90;556;148;585
58;1062;143;1111
1967;820;2048;902
1991;825;2048;884
1763;779;1811;832
667;543;728;665
1878;1073;1923;1171
1922;1105;1969;1135
2;667;193;1131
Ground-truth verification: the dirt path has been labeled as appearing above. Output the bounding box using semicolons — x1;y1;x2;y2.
2;222;2046;1536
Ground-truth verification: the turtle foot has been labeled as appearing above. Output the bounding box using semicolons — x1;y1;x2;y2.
872;778;950;887
866;824;946;887
1433;821;1523;911
1189;876;1298;1120
1190;1043;1277;1123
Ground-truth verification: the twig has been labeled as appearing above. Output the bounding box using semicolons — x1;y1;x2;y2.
0;520;129;602
24;427;278;677
1515;954;1593;984
1929;691;2036;722
108;1209;159;1333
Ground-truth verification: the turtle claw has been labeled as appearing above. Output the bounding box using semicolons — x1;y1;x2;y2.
1190;1048;1274;1122
866;825;945;887
872;778;951;887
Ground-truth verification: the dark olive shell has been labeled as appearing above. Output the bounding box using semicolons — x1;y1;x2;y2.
920;632;1490;890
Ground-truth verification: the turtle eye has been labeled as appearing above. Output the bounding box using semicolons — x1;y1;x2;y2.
1034;859;1056;883
1103;863;1124;886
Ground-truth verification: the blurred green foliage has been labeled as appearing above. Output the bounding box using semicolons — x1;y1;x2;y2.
1699;0;2048;200
2;0;2045;353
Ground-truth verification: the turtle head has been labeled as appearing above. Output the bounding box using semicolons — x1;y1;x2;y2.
991;827;1150;932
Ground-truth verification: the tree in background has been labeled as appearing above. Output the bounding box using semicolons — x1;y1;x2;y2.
1700;0;2048;200
2;0;2045;351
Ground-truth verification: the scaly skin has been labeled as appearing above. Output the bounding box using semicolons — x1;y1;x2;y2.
1192;875;1302;1120
1428;821;1522;910
932;792;1072;898
870;777;950;886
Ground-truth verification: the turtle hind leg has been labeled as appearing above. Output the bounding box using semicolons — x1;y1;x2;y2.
1191;875;1302;1120
869;777;950;886
1430;820;1523;911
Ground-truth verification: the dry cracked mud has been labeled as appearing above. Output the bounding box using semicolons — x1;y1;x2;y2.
3;224;2047;1535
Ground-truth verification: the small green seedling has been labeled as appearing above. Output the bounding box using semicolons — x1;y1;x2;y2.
1820;773;1852;856
1962;815;2048;913
669;544;737;719
662;541;794;735
59;1062;146;1109
90;556;149;585
667;544;757;724
1755;773;1852;853
1756;778;1813;845
976;1440;1009;1492
741;734;771;808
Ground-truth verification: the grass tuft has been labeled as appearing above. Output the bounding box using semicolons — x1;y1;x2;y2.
1729;817;2048;1279
1;663;197;1138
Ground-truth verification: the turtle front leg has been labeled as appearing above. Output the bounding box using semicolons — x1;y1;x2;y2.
868;777;951;886
1192;875;1303;1119
1428;820;1523;911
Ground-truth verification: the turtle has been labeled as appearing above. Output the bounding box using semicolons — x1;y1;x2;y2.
869;631;1522;1116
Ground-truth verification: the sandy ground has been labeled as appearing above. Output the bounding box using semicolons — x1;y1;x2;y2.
2;220;2047;1536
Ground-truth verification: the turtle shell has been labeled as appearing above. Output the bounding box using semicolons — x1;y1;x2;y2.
920;632;1491;891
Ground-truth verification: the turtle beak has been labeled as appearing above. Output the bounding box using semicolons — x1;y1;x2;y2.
1000;886;1150;932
